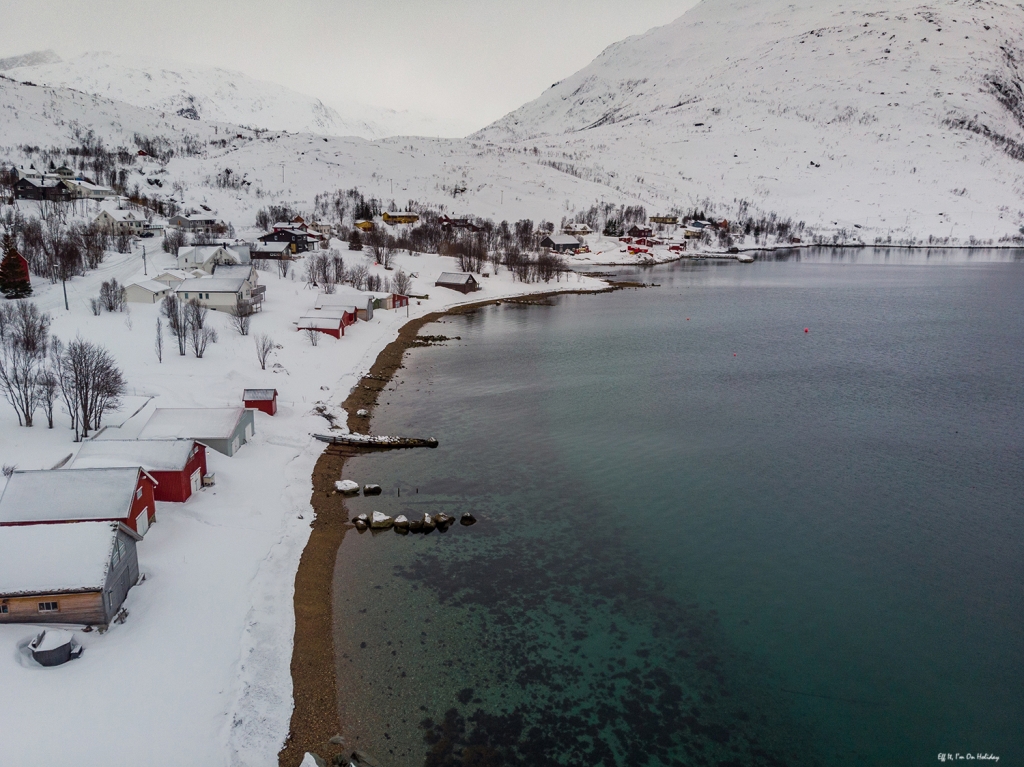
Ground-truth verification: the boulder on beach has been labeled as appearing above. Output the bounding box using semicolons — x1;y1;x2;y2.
301;753;326;767
460;513;477;526
334;480;360;494
356;409;369;417
393;515;409;529
363;484;382;496
370;511;393;529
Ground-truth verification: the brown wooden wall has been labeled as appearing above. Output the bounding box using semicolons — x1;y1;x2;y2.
0;591;106;625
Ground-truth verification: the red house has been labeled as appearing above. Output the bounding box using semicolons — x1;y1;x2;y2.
0;467;158;536
71;439;208;503
243;388;278;416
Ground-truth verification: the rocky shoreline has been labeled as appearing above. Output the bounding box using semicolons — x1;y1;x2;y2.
277;285;620;767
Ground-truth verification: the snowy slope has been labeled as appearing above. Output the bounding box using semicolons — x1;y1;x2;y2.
2;51;394;139
474;0;1024;239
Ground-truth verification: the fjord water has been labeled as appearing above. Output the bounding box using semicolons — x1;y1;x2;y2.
334;250;1024;767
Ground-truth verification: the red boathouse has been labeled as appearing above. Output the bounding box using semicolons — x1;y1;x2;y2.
243;388;278;416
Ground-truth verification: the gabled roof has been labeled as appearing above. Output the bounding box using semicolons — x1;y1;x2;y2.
101;209;146;222
243;389;277;401
0;521;136;597
298;314;346;330
72;439;198;473
542;234;581;246
0;468;150;525
315;288;373;309
252;242;290;253
138;408;247;441
436;272;476;284
127;280;171;295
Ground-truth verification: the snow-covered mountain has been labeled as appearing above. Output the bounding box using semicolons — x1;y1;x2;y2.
1;51;396;139
474;0;1024;239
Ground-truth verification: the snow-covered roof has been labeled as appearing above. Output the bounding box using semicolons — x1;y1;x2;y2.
0;522;123;597
243;389;277;401
0;468;144;525
138;408;246;441
252;242;290;253
154;270;190;284
72;439;197;473
436;272;476;284
102;209;145;222
176;277;247;294
298;315;345;329
315;288;372;309
212;264;254;279
127;280;171;295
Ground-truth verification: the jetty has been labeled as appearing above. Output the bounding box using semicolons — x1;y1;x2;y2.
314;433;438;449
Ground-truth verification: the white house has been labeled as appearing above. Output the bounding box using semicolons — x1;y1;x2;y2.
124;280;172;304
168;214;218;233
94;209;149;236
174;275;263;314
213;263;259;284
63;179;115;199
176;245;241;273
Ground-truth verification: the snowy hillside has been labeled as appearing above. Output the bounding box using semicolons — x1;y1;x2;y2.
1;51;395;139
474;0;1024;240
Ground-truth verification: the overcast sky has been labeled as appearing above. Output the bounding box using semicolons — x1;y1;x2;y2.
0;0;698;135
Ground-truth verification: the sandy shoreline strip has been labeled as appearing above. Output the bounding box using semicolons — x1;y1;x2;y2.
277;285;621;767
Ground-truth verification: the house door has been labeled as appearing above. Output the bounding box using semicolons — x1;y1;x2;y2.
136;511;149;536
190;469;202;495
232;437;240;454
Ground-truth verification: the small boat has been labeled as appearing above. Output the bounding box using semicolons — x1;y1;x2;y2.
29;629;83;667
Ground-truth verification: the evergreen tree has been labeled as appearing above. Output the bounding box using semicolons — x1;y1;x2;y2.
348;229;363;251
0;233;32;299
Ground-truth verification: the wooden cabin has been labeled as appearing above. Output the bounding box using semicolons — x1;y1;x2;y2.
627;225;654;238
0;522;142;626
72;439;208;503
435;272;480;293
0;467;157;536
381;211;420;225
243;389;278;416
540;234;582;253
354;219;375;231
137;408;255;457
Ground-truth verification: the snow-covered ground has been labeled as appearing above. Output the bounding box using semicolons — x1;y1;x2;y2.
0;241;603;767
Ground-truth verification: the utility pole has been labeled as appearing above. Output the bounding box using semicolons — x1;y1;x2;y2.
143;245;147;275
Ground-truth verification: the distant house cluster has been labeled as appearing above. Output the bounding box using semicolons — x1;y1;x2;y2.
11;165;115;202
258;216;326;254
0;393;277;628
297;284;409;339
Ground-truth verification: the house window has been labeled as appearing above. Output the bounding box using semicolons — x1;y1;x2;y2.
135;487;143;500
38;602;59;612
0;604;8;614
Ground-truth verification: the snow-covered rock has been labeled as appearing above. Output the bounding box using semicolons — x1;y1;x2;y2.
370;511;393;529
334;480;360;494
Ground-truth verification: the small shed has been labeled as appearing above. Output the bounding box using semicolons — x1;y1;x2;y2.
0;521;141;626
0;467;158;536
243;389;278;416
137;408;255;457
370;292;410;311
540;234;582;253
71;439;208;503
435;272;480;293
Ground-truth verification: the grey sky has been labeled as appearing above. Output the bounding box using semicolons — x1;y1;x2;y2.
0;0;698;135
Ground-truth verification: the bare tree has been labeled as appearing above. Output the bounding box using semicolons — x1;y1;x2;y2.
99;278;126;312
254;333;274;370
304;327;320;346
51;336;126;440
230;297;252;335
161;294;187;355
36;367;58;428
185;299;213;358
348;263;369;290
392;268;412;296
0;301;50;427
155;317;163;362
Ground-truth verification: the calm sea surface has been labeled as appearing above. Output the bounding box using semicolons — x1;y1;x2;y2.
333;249;1024;767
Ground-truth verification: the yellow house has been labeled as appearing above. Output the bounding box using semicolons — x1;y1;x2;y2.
381;211;419;225
354;219;375;231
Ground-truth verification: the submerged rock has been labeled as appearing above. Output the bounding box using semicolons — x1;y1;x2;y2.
408;519;424;532
363;484;382;496
370;511;393;529
460;513;477;526
334;480;360;495
353;519;368;532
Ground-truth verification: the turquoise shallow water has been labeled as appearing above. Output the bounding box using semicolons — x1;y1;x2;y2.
333;251;1024;767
